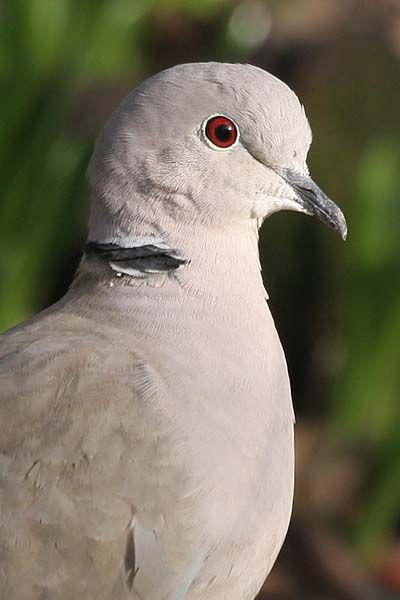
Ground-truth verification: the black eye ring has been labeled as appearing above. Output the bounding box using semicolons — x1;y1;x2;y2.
203;115;239;150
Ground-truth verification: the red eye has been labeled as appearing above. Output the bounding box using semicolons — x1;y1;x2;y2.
205;115;238;149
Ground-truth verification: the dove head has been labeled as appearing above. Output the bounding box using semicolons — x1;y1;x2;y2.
87;62;346;256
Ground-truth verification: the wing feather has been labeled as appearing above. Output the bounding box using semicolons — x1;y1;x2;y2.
0;311;203;599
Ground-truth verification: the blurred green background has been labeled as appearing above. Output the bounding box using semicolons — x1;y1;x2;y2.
1;1;399;598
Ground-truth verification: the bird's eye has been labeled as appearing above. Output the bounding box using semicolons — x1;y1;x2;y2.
204;115;238;149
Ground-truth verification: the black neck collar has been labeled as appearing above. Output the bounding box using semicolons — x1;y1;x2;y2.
84;241;188;277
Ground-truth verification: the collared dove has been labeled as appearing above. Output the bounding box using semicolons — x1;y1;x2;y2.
0;62;346;600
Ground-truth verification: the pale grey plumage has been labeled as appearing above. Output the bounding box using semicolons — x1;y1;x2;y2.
0;62;346;599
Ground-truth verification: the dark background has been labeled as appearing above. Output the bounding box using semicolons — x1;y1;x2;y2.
1;1;399;598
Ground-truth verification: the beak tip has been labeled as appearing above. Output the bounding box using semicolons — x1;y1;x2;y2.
337;212;348;241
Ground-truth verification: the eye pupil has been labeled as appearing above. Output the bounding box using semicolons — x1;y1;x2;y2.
214;124;234;142
205;115;238;149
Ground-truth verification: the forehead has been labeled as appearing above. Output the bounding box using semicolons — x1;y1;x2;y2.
137;62;300;119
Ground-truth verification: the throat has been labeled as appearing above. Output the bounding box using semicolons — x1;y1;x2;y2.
84;241;188;278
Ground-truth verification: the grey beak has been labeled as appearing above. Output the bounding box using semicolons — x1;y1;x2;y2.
278;168;347;240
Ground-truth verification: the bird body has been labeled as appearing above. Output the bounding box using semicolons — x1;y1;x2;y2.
1;224;293;599
0;63;345;599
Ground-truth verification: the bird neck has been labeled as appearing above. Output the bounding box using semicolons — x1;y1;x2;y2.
69;220;269;329
76;219;263;292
